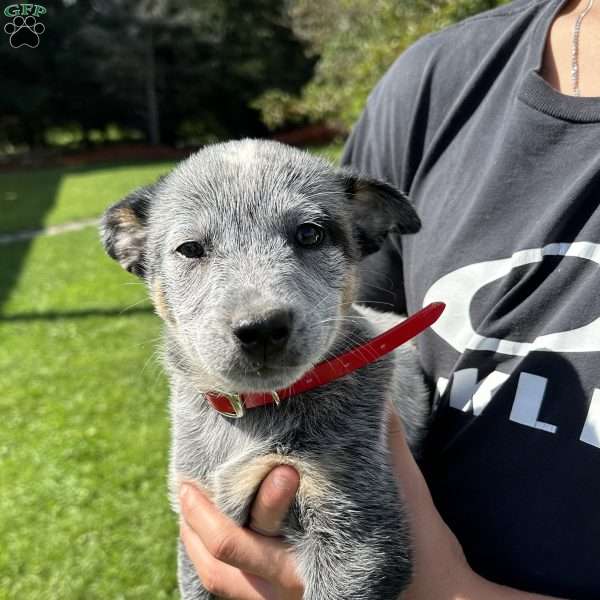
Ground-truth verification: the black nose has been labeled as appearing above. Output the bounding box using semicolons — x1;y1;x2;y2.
232;309;293;360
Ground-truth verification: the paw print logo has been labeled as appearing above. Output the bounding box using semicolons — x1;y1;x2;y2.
4;15;45;48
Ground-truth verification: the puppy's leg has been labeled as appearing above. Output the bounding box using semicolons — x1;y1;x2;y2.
294;465;412;600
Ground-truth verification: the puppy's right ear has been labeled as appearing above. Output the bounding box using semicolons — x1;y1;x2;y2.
100;181;159;278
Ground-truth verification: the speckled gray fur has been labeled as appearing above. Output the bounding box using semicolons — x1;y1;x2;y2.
100;140;431;600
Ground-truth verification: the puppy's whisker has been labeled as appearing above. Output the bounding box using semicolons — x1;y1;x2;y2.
339;299;397;308
120;296;152;313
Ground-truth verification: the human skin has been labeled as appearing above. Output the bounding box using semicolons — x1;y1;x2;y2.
179;1;598;596
542;0;600;96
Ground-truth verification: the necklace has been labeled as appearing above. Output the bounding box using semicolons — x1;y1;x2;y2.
571;0;595;96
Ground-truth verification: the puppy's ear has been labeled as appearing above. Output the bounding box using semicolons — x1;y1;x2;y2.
100;181;159;278
343;172;421;256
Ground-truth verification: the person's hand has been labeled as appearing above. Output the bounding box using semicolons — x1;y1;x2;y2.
179;465;303;599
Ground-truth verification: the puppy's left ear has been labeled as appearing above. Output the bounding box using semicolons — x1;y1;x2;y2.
343;172;421;256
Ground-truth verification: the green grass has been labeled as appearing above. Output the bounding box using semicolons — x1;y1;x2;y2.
0;161;176;234
0;228;177;599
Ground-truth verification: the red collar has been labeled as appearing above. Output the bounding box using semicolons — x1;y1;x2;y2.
205;302;445;418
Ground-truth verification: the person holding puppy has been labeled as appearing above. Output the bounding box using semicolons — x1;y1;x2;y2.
178;0;600;597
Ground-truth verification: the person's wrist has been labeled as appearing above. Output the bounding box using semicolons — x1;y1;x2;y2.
404;550;476;600
407;560;484;600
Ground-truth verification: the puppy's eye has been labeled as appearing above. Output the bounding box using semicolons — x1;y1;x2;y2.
295;223;325;248
176;241;204;259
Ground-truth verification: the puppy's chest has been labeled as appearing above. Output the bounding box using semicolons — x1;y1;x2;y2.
174;394;383;471
170;371;390;515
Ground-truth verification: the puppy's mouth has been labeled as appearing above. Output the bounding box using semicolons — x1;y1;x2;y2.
194;318;335;394
223;361;312;393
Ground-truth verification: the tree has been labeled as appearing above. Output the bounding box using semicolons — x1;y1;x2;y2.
67;0;226;145
0;0;314;150
254;0;508;131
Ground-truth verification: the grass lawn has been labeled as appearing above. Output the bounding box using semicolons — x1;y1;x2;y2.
0;143;344;599
0;227;177;599
310;142;344;164
0;161;177;234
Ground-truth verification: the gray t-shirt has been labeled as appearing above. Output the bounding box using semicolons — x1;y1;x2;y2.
342;0;600;597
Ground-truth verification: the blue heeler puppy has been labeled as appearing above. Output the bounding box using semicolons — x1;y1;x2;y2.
100;139;431;599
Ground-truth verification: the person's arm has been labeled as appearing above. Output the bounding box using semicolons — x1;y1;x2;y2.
386;408;565;600
178;410;565;600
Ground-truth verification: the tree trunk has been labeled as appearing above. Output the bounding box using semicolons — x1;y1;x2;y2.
145;27;160;145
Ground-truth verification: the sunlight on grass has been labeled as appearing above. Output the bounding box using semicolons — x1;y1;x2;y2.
309;142;344;164
1;229;150;315
48;162;176;229
0;161;176;234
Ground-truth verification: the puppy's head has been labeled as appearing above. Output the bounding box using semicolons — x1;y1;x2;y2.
101;140;420;392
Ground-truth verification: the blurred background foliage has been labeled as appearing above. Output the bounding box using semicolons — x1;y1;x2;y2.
0;0;314;152
255;0;506;129
0;0;506;156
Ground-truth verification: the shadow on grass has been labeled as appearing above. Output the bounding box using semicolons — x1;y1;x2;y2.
0;306;154;322
0;171;61;310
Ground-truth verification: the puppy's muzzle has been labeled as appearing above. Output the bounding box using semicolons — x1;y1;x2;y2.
232;308;293;362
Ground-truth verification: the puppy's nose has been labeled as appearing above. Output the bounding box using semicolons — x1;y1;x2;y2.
232;309;293;360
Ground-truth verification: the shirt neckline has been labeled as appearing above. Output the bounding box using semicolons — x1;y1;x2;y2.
518;0;600;122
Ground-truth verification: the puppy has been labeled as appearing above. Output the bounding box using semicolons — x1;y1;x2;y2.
101;139;431;599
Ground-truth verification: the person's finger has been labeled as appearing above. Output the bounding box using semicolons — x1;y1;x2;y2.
179;482;299;585
180;519;273;600
249;465;299;536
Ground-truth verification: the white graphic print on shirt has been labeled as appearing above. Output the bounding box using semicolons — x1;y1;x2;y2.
425;242;600;449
